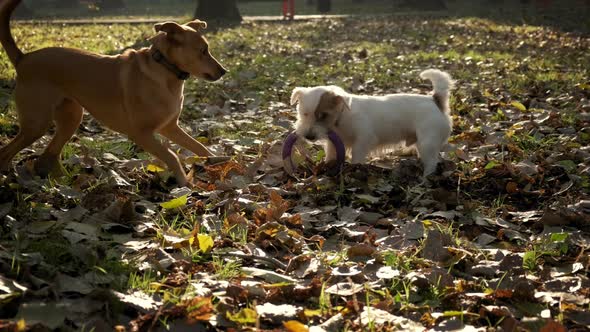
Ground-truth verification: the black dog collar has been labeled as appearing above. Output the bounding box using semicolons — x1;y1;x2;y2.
152;49;190;81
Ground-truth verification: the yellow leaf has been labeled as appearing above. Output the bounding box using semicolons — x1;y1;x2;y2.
160;195;188;209
511;101;526;111
163;291;173;303
17;319;26;331
197;233;214;253
577;83;590;90
422;219;433;227
149;282;165;291
303;308;322;318
284;320;309;332
227;308;257;324
147;164;165;172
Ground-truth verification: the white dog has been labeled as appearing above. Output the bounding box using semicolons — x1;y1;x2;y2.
290;69;454;176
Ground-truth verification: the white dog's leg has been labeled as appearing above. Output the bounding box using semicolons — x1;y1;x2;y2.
417;140;440;176
351;138;374;164
324;141;337;162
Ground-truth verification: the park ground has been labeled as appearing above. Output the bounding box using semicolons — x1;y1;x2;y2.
0;4;589;332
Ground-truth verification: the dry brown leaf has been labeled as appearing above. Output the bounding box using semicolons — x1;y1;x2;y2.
539;320;567;332
506;181;519;194
347;244;376;258
185;297;214;323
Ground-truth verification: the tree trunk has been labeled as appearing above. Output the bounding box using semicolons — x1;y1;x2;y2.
194;0;242;22
54;0;79;9
96;0;126;10
317;0;331;13
399;0;447;10
14;2;33;17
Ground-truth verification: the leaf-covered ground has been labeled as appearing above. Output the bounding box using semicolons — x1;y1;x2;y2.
1;15;589;331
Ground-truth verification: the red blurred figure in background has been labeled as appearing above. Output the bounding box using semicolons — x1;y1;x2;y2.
283;0;295;19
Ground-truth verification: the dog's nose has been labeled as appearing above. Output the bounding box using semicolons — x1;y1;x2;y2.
305;133;316;141
219;66;227;76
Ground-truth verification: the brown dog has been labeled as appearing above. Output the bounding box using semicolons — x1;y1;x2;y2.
0;0;226;187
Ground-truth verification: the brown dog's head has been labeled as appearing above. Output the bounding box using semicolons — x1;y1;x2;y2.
150;20;226;81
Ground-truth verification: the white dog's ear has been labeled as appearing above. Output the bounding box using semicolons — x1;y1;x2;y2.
326;92;350;112
336;95;351;112
290;88;305;106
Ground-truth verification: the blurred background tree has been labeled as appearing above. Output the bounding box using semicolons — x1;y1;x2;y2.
194;0;242;21
14;2;33;17
54;0;78;8
96;0;126;9
399;0;446;10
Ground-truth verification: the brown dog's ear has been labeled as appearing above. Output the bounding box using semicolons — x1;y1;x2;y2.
154;22;185;37
186;20;207;31
290;88;305;106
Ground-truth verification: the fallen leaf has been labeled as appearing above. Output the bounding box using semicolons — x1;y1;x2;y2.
160;194;188;209
196;234;214;253
511;101;527;111
284;320;309;332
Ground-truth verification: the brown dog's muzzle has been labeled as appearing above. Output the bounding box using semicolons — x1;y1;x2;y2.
204;63;227;81
216;65;227;79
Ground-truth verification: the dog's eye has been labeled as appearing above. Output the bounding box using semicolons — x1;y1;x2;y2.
202;47;208;55
318;113;328;121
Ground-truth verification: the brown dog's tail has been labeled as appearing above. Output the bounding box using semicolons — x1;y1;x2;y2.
0;0;23;67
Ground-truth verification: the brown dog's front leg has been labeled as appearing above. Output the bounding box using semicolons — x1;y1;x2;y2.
159;122;214;157
131;133;189;186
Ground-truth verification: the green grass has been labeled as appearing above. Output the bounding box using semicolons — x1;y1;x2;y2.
212;256;242;280
127;269;160;292
512;133;559;153
78;137;137;159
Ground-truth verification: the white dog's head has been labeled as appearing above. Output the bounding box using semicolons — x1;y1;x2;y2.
290;86;350;141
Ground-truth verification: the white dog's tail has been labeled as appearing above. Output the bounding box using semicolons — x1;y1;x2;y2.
420;69;454;113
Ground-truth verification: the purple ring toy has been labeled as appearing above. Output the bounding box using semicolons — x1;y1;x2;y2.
282;130;346;175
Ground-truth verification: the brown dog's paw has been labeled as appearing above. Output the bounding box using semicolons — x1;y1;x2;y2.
0;163;10;173
34;155;64;178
